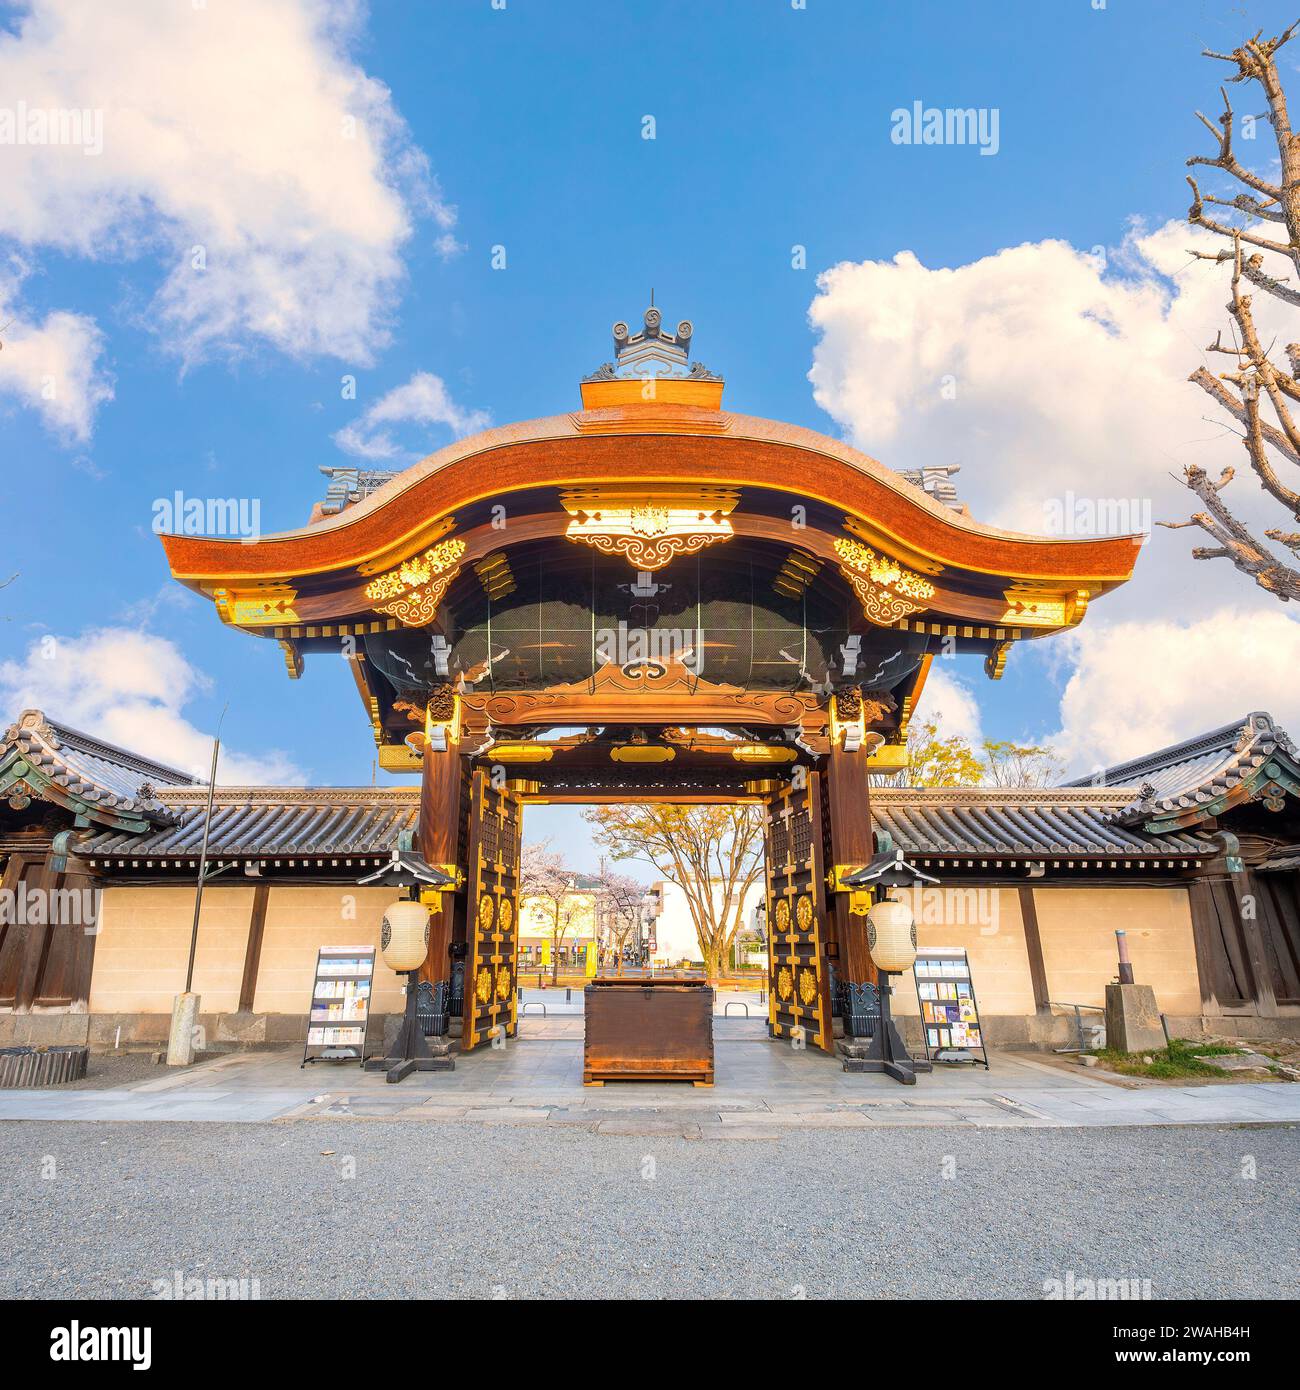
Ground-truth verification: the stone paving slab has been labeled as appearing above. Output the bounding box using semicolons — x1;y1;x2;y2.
3;1043;1297;1133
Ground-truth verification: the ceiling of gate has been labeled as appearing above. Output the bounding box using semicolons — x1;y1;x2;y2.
362;540;930;701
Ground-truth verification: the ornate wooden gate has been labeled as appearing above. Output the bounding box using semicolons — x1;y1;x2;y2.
764;773;833;1052
462;771;522;1051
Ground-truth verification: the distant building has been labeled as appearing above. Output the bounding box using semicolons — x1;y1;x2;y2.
518;875;600;968
642;879;766;967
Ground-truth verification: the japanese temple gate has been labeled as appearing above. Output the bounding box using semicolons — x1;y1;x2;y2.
159;307;1143;1054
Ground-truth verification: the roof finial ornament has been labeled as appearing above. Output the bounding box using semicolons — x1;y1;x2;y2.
585;300;719;383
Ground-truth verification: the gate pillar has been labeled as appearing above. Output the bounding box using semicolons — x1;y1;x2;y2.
417;692;469;990
824;694;878;989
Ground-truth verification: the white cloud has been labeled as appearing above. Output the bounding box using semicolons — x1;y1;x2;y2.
0;0;453;368
0;627;305;785
808;224;1300;763
0;259;113;441
912;663;983;745
333;371;489;460
1050;608;1300;776
807;224;1294;557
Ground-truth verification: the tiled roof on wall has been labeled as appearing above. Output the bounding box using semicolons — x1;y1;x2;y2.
72;783;1213;871
1060;712;1300;833
869;787;1212;861
1;709;196;832
76;786;419;865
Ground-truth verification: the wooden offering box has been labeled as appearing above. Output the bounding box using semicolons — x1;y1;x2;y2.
583;977;715;1085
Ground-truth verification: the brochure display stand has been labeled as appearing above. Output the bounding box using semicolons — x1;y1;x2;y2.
301;946;376;1067
913;947;990;1068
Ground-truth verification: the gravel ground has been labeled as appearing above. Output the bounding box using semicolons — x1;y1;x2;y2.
1;1120;1295;1300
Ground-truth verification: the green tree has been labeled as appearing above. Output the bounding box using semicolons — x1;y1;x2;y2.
583;803;764;982
903;718;985;787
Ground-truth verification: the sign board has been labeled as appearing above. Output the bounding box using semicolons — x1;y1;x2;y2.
301;945;376;1067
913;947;990;1069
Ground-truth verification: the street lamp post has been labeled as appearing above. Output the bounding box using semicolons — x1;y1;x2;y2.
842;840;939;1086
357;850;456;1083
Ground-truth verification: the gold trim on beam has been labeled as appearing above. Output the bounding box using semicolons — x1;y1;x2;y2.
355;515;457;579
730;744;798;764
999;586;1090;629
378;743;422;771
484;742;554;763
863;744;910;773
610;745;676;763
213;586;299;626
268;618;401;640
895;618;1024;640
560;487;738;571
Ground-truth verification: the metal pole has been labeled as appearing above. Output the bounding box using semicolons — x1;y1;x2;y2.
184;705;226;994
1115;928;1134;985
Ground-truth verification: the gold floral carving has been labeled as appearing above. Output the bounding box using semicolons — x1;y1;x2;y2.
364;538;466;627
561;489;738;571
796;895;813;930
834;536;935;626
798;968;818;1005
777;966;794;1001
774;899;791;932
478;894;495;930
475;968;493;1004
498;899;514;932
495;966;512;1001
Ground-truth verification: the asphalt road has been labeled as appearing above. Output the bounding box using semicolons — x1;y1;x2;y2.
2;1120;1295;1300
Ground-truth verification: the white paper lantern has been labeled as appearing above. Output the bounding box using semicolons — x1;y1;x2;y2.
380;900;430;972
866;895;917;974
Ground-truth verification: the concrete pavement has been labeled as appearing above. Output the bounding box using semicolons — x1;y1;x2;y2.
2;1018;1297;1134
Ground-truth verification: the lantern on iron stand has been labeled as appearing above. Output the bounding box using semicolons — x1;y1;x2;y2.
842;836;939;1085
357;848;456;1083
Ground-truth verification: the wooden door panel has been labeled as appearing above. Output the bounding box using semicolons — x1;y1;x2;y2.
764;773;833;1052
462;773;522;1050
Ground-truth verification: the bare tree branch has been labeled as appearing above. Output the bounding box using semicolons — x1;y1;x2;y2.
1174;24;1300;601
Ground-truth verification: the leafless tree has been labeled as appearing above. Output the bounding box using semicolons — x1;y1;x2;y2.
1168;20;1300;600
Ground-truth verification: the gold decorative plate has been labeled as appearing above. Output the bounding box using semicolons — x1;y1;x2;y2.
478;894;495;930
777;965;794;1001
774;899;791;932
496;965;512;1001
499;899;514;932
796;895;813;930
798;968;818;1005
475;967;493;1003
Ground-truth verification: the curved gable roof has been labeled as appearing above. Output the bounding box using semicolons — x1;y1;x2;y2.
160;407;1142;587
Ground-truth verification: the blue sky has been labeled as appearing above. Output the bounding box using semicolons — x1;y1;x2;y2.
4;0;1300;872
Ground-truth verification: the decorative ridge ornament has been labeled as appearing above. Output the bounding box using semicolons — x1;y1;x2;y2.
833;535;936;626
579;302;725;411
583;302;721;383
